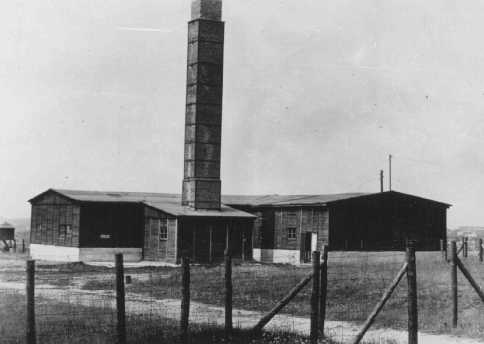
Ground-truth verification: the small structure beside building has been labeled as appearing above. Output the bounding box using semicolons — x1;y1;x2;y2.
0;222;15;251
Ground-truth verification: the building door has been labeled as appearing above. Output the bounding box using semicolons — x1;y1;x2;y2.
300;232;312;263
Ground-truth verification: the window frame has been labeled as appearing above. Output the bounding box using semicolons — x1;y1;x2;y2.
287;227;297;240
159;219;168;241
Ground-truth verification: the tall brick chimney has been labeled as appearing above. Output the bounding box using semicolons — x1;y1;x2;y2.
182;0;224;209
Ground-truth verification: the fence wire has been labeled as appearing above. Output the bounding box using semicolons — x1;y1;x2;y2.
2;241;484;343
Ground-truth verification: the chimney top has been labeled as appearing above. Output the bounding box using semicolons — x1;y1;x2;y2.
191;0;222;21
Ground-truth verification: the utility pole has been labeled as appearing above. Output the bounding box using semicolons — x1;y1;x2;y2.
380;170;384;192
389;154;393;191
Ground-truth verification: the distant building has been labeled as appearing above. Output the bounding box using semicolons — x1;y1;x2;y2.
0;222;15;250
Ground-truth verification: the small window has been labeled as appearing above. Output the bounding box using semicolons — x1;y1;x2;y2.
100;234;111;239
159;220;168;241
287;227;297;240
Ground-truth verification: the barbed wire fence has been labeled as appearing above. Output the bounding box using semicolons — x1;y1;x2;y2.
2;238;484;343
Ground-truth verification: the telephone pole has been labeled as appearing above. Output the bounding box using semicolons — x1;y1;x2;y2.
380;170;384;192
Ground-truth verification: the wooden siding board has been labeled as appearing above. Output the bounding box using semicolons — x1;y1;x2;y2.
143;206;177;263
268;207;329;252
328;192;447;250
30;202;81;248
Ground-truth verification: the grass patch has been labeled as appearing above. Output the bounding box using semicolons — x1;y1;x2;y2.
86;252;484;339
0;292;335;344
2;252;484;340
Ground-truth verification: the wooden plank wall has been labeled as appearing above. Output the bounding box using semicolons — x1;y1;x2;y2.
143;207;178;263
273;207;329;251
30;193;80;247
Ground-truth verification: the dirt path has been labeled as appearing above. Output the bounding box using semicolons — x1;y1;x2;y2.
0;281;482;344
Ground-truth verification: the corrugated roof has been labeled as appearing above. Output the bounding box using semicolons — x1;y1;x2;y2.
51;189;255;218
34;189;450;215
51;189;367;207
222;193;368;206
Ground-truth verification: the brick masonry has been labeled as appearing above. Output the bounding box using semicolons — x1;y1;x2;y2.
182;0;225;210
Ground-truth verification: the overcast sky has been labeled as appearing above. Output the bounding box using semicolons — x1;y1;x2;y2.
1;0;484;228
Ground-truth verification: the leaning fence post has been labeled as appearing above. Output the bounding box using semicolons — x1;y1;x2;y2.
450;241;458;328
225;248;233;340
26;260;36;344
310;251;320;344
319;245;328;336
406;241;418;344
115;254;126;344
479;238;483;263
180;254;190;343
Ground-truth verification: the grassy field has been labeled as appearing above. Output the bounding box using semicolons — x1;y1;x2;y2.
1;251;484;342
66;252;484;339
0;292;335;344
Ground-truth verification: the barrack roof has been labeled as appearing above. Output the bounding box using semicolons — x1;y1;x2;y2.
30;189;450;216
41;189;256;218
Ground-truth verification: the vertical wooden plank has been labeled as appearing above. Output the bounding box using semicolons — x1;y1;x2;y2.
115;254;126;344
224;248;233;340
406;241;418;344
26;260;36;344
241;231;246;262
22;239;25;253
451;241;458;328
310;251;320;344
209;226;214;264
464;237;468;258
192;227;197;261
225;222;231;251
440;239;445;260
180;255;190;343
319;245;328;336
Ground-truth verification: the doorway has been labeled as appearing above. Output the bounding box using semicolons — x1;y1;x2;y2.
300;232;318;263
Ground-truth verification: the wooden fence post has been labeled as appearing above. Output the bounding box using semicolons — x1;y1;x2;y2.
450;241;458;328
115;254;126;344
456;258;484;302
351;261;408;344
26;260;36;344
319;245;328;337
22;239;25;253
225;248;233;340
253;273;314;332
310;251;320;344
479;238;483;263
406;241;418;344
180;254;190;343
